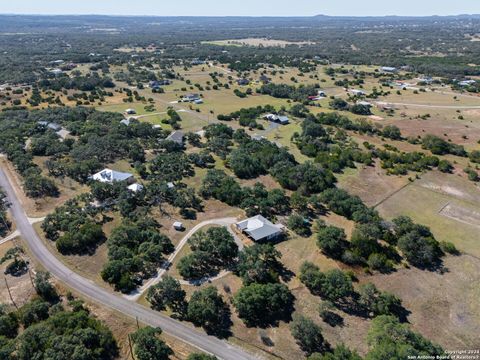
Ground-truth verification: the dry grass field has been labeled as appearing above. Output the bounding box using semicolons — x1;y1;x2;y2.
377;171;480;257
4;57;480;359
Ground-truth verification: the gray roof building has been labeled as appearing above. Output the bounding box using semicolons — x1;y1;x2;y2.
92;169;134;184
166;131;185;145
236;215;284;242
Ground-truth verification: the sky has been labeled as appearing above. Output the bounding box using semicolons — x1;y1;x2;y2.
1;0;479;17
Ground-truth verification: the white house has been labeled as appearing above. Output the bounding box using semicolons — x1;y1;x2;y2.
350;89;366;96
127;183;144;193
236;215;284;242
264;114;289;125
264;114;279;121
459;80;476;87
182;94;201;102
51;69;63;76
380;66;398;73
92;169;134;184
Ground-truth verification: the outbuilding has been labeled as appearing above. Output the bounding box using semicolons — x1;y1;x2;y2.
173;222;184;231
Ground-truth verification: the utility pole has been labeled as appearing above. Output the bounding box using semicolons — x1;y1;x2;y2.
127;334;136;360
4;277;18;310
28;269;35;289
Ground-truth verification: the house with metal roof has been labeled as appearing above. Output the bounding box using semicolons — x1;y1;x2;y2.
277;116;290;125
236;215;284;242
181;93;201;102
166;131;185;145
91;169;134;184
380;66;398;73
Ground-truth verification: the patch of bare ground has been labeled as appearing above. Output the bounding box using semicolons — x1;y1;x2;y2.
239;174;283;190
439;203;480;228
417;171;480;205
338;161;410;207
0;239;36;308
363;254;480;349
383;118;480;147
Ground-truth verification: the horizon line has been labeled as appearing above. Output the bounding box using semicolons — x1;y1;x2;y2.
0;13;479;18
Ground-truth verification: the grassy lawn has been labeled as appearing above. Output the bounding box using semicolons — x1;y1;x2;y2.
377;171;480;257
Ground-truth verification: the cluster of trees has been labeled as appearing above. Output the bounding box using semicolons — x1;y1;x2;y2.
330;98;372;116
293;117;373;173
421;134;467;157
393;216;445;268
233;282;294;327
0;272;118;360
41;197;106;255
0;110;59;198
130;326;173;360
300;262;403;320
200;170;290;219
161;108;183;129
315;112;398;139
317;188;447;270
177;227;238;280
38;73;115;92
217;105;276;128
0;246;28;276
257;83;319;102
0;188;10;236
0;107;169;199
147;277;230;336
152;241;296;331
230;241;295;327
364;315;443;359
41;107;164;183
229;137;295;179
306;315;443;360
101;218;174;293
296;111;462;178
376;148;449;175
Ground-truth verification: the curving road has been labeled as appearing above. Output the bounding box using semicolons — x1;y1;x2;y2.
0;168;258;360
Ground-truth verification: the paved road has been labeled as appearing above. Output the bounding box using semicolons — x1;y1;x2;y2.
375;101;480;109
0;168;258;360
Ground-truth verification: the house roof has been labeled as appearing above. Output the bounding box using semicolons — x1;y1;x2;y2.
92;169;133;183
236;215;283;241
357;101;372;107
166;131;184;144
184;93;200;99
128;183;144;192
